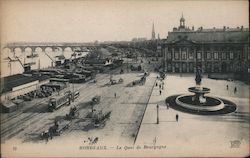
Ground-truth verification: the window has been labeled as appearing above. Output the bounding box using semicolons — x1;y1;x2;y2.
237;51;241;59
229;52;234;59
167;63;172;71
189;52;193;59
175;52;179;59
182;51;187;60
214;52;218;59
189;63;194;72
206;52;211;59
197;52;201;59
167;52;171;59
222;52;226;60
218;52;221;59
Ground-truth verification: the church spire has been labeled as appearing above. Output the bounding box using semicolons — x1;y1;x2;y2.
152;22;156;40
180;13;185;28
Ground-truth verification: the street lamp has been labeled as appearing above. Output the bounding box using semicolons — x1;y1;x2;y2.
156;104;159;124
72;83;75;102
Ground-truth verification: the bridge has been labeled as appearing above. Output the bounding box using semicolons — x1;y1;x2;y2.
3;42;98;53
1;42;99;70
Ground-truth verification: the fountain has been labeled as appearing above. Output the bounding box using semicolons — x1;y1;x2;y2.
166;67;237;115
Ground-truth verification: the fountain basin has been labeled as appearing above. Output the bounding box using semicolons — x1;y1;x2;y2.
176;95;225;112
166;95;237;115
188;87;210;94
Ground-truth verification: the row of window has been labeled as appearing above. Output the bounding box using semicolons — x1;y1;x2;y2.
167;47;243;52
166;50;245;60
166;62;240;73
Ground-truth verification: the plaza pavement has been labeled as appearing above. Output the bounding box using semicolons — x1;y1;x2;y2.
135;74;250;157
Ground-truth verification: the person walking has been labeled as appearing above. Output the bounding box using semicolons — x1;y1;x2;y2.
226;85;228;90
234;87;237;93
159;90;162;95
176;114;179;122
166;103;169;109
114;93;117;98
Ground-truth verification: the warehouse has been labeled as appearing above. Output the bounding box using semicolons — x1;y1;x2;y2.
0;74;50;102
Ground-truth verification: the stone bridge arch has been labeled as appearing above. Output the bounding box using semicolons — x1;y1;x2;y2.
2;48;11;60
34;47;43;53
64;47;73;52
44;47;53;52
13;47;23;58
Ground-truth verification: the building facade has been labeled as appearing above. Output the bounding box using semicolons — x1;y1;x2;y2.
162;16;249;74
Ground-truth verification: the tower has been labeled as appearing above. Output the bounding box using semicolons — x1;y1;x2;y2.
152;22;156;40
180;13;185;28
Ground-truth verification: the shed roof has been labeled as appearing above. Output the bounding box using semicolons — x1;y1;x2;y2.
1;74;50;93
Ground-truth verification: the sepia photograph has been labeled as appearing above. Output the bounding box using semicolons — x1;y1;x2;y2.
0;0;249;157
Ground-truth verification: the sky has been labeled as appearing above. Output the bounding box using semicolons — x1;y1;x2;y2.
1;0;249;43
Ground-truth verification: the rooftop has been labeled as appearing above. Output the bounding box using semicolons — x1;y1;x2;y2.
166;27;249;43
0;74;50;93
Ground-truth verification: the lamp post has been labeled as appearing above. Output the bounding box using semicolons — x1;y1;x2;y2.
156;104;159;124
71;82;75;102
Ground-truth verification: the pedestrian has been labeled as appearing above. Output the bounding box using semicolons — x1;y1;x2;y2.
166;103;169;109
159;84;161;89
234;87;237;93
226;85;228;90
156;82;158;87
114;93;116;98
46;134;49;143
159;90;162;95
176;114;179;122
49;128;53;140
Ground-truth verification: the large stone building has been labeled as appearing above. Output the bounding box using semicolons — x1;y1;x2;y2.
162;15;249;74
